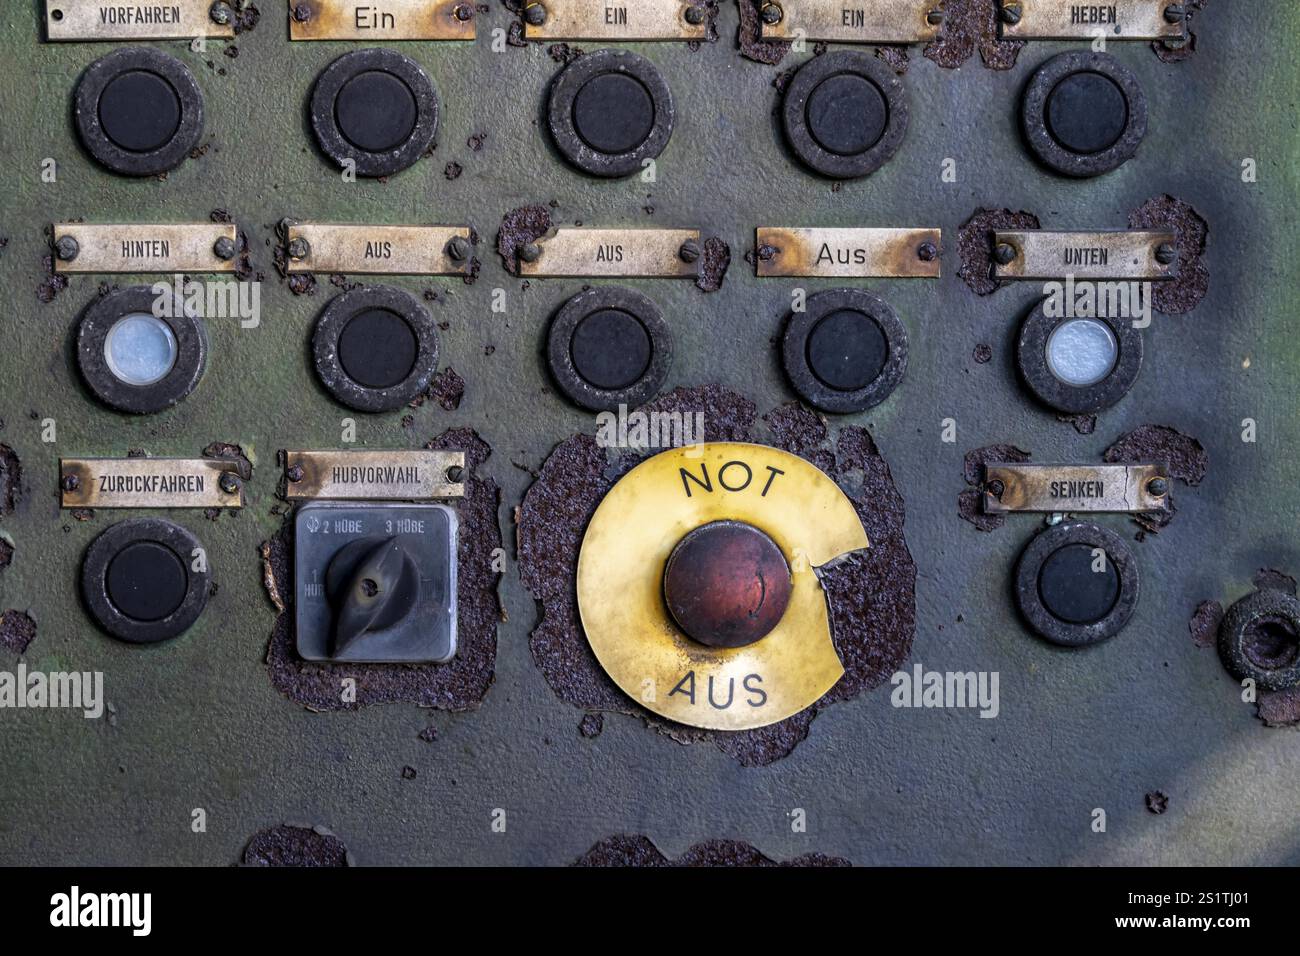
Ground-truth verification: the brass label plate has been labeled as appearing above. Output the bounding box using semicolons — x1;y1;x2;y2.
983;464;1169;513
518;228;700;279
755;227;941;278
286;224;472;275
61;458;244;509
45;0;236;41
288;0;475;41
284;451;466;500
524;0;707;41
53;223;238;275
760;0;942;43
993;230;1177;281
999;0;1185;40
577;442;869;731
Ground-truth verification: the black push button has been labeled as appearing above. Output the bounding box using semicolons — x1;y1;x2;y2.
1014;522;1138;647
1218;590;1300;692
782;51;908;180
310;49;439;178
76;286;209;415
547;287;672;411
1022;52;1147;178
782;289;907;413
81;518;211;644
548;49;675;179
74;48;204;177
294;502;457;663
1016;299;1142;414
311;287;439;412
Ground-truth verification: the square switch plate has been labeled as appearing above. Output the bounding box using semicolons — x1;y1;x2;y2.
294;501;457;664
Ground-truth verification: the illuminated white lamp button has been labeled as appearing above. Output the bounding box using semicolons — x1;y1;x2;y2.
104;313;178;386
1045;318;1117;388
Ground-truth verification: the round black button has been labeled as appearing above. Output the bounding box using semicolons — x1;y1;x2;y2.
783;51;908;180
806;309;889;392
76;286;209;415
74;48;204;177
313;287;440;413
1037;544;1120;625
311;49;439;178
547;287;673;411
1016;298;1142;415
782;289;907;413
570;309;652;390
1022;52;1147;178
107;542;188;623
548;49;675;179
1218;589;1300;692
1014;522;1138;647
81;519;212;644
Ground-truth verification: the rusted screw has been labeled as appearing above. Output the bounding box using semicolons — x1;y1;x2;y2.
1147;477;1169;497
519;242;542;263
678;239;701;264
987;479;1005;499
446;466;464;484
55;236;80;262
446;236;471;262
287;237;311;260
453;3;473;21
1163;4;1186;23
213;236;237;261
917;241;938;262
1155;242;1177;265
1000;2;1022;25
286;464;305;483
219;473;241;495
209;1;233;25
926;9;944;26
61;474;80;493
523;3;547;26
684;5;706;26
993;242;1017;266
292;3;312;23
760;3;783;26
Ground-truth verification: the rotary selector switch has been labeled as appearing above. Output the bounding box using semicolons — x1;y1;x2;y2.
295;502;457;663
577;443;868;730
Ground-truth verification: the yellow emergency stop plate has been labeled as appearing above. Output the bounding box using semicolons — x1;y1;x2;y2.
576;442;869;731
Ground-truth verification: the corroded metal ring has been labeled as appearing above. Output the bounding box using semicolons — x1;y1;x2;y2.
1218;589;1300;691
1017;297;1142;414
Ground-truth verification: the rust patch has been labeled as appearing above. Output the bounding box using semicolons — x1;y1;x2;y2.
1059;413;1097;435
242;824;351;867
958;443;1030;533
1097;424;1204;537
37;253;69;304
923;0;1024;70
578;713;603;738
1151;0;1206;63
518;387;916;766
1188;600;1222;648
263;429;501;711
548;42;585;64
1253;568;1297;596
876;45;909;74
696;237;731;293
497;205;553;275
210;209;259;283
411;366;466;412
1258;686;1300;728
972;343;992;364
0;444;20;515
0;610;35;655
574;834;850;867
1145;791;1169;814
0;538;12;573
1127;195;1208;315
958;208;1040;296
737;0;789;65
202;441;253;480
260;541;285;615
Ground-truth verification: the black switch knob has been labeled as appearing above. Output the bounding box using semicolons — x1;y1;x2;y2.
310;49;439;178
1022;52;1147;178
74;48;205;177
325;536;421;657
81;518;211;643
782;51;908;179
548;49;675;179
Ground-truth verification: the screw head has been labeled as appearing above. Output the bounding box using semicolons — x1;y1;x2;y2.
61;474;80;493
926;9;944;25
219;473;241;495
286;465;305;483
446;465;465;484
1155;242;1177;265
446;236;471;262
292;3;312;23
760;3;783;26
1147;477;1169;497
678;239;701;264
523;3;547;26
1164;4;1186;23
519;242;542;264
213;236;237;261
988;479;1006;498
917;241;938;262
55;236;80;262
684;5;706;26
1000;2;1022;25
454;3;473;21
993;242;1017;266
209;1;232;25
287;237;310;261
